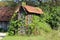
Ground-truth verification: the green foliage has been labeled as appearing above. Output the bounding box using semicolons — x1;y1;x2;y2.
8;13;18;35
0;1;18;7
38;22;52;32
26;0;39;6
0;2;8;7
7;1;18;7
8;12;26;35
27;15;52;35
40;3;60;29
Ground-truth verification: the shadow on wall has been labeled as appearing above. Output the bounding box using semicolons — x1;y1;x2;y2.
0;22;9;32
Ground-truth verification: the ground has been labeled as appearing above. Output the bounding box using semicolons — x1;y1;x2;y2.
3;36;46;40
3;30;60;40
0;33;6;40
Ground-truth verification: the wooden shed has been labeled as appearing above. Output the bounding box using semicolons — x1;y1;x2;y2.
16;5;43;27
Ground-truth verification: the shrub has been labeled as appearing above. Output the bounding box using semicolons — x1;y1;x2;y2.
0;28;3;32
38;22;52;32
27;15;52;35
8;12;18;35
40;3;60;30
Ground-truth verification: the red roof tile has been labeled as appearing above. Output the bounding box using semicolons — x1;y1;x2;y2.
0;7;14;21
24;5;43;14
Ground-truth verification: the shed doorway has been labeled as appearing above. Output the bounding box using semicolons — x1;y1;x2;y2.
0;21;9;32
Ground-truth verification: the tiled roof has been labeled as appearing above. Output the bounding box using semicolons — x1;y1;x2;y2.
24;5;43;14
0;5;43;21
0;7;14;21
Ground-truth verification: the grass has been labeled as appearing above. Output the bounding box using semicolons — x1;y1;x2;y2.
45;30;60;40
3;35;46;40
3;30;60;40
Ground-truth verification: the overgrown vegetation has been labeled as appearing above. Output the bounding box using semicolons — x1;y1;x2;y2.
7;1;60;36
41;2;60;30
0;0;60;40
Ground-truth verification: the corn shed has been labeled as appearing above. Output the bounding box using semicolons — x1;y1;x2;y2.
15;5;43;34
15;5;43;28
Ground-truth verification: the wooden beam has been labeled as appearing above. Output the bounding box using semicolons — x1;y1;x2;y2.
25;15;28;28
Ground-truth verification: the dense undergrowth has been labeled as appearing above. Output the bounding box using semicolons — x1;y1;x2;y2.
8;1;60;36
